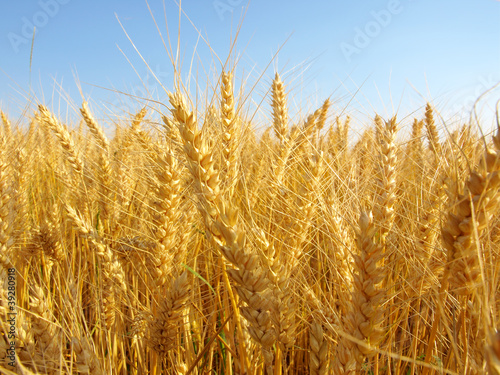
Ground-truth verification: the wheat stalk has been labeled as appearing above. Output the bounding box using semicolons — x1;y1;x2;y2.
80;102;110;152
169;91;277;372
146;271;191;354
272;73;289;145
220;71;240;197
309;320;329;375
425;103;441;156
28;285;62;375
38;105;84;178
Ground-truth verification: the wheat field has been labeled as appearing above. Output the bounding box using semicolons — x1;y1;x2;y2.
0;67;499;375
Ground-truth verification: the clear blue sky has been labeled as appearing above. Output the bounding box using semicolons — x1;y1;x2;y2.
0;0;499;134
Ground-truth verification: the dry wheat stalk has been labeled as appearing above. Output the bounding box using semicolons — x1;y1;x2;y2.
168;92;220;210
295;102;327;156
38;105;84;178
352;128;374;186
309;320;329;375
11;147;30;244
0;111;12;138
325;115;351;188
146;271;191;354
425;103;441;156
287;150;324;267
311;98;330;147
71;337;105;375
335;117;398;371
442;132;500;294
409;118;424;167
322;201;353;303
147;142;184;288
80;102;110;152
315;99;330;132
373;115;398;241
80;105;113;222
220;71;240;197
213;202;276;371
0;136;13;270
269;151;324;354
161;115;183;150
266;247;298;351
25;220;64;266
268;74;295;207
351;210;388;363
65;205;126;329
486;331;500;375
272;73;289;145
109;124;140;237
169;91;276;372
305;288;355;375
131;106;148;132
331;116;350;154
28;285;62;375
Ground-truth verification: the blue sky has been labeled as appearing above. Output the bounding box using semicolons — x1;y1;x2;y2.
0;0;499;134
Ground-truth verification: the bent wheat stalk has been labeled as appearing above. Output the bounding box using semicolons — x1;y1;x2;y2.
169;91;276;373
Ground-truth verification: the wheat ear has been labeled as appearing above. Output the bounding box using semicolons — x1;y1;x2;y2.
336;117;397;370
146;271;191;354
28;285;62;375
0;136;13;269
80;102;112;221
425;103;441;156
351;210;387;362
309;320;329;375
38;105;84;178
72;337;105;375
442;136;500;294
409;118;424;166
169;91;276;372
220;71;240;197
148;142;184;288
0;111;12;138
272;73;289;145
65;205;126;328
131;106;148;131
295;105;321;155
373;115;398;240
80;101;110;152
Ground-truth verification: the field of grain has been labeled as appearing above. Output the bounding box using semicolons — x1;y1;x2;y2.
0;69;499;374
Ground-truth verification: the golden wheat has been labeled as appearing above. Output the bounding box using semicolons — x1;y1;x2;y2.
0;62;498;375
